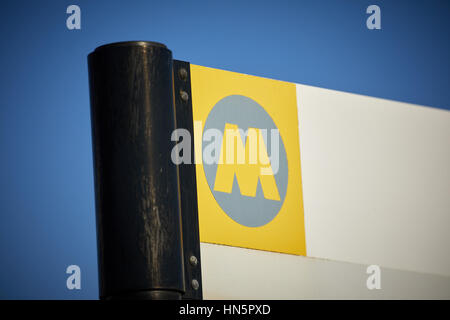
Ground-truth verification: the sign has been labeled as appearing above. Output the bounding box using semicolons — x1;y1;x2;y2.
190;65;306;255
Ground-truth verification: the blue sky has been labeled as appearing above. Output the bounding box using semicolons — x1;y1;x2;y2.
0;0;449;299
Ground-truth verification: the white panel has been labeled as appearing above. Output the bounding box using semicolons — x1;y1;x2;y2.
200;243;450;300
296;84;450;276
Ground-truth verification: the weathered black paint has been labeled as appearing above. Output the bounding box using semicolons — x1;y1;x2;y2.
173;60;203;300
88;41;190;300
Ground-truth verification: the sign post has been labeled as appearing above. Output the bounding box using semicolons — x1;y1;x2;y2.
88;41;202;300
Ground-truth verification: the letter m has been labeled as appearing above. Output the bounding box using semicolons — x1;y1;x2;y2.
213;123;280;201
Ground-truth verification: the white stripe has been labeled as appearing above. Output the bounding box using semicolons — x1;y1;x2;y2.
297;84;450;276
200;243;450;299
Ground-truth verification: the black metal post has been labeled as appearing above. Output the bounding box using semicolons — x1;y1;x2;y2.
173;60;203;300
88;41;185;300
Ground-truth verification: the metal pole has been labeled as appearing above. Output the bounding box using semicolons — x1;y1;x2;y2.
88;41;185;300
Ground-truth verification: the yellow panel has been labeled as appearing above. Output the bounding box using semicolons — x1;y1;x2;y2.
190;64;306;255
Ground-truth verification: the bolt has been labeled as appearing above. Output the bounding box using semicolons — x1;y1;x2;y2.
178;68;188;81
191;279;199;290
189;255;198;266
180;90;189;102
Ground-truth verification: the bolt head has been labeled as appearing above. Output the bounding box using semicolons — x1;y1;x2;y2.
180;90;189;102
189;255;198;266
178;68;188;81
191;279;200;290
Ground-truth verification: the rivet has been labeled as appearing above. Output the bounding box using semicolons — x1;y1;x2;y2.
189;255;198;266
191;279;200;290
180;90;189;102
178;68;188;81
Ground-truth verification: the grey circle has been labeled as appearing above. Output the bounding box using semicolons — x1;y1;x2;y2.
202;95;288;227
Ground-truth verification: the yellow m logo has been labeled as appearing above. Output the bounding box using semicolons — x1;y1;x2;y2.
213;123;281;201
